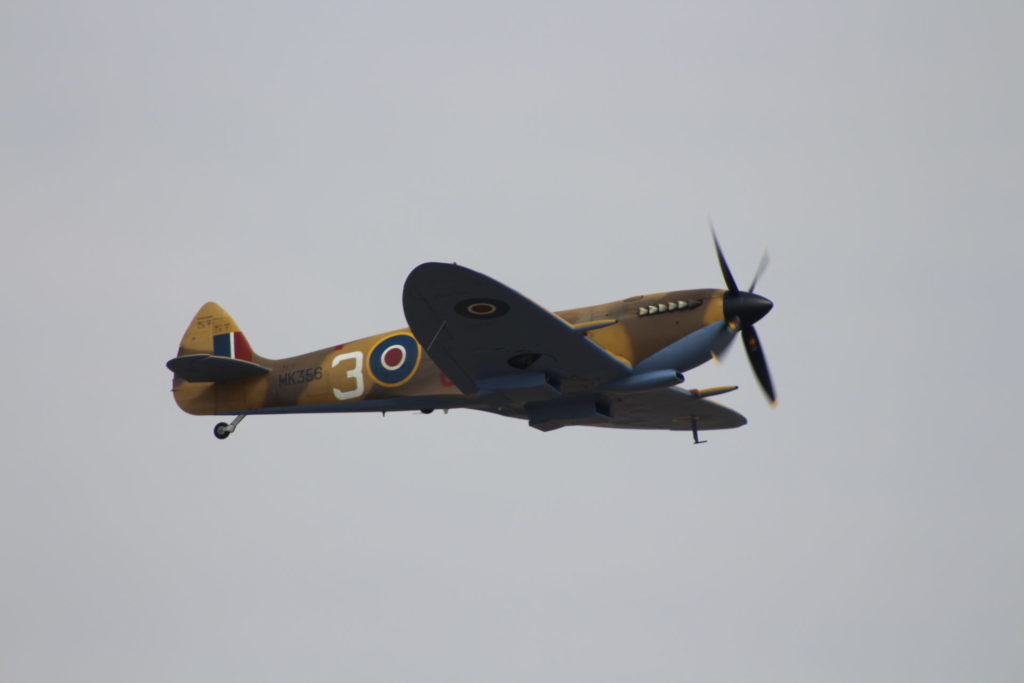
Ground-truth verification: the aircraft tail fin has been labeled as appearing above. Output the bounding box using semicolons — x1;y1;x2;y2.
168;302;269;382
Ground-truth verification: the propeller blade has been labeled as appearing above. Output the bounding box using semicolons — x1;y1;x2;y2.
741;326;777;406
713;339;733;364
710;317;741;363
709;220;739;293
749;250;769;292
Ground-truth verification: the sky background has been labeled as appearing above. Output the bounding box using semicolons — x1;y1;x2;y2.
3;1;1023;681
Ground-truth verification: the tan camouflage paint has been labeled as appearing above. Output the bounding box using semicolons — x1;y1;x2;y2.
171;290;728;416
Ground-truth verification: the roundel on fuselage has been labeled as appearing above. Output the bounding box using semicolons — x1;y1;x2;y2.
367;333;421;387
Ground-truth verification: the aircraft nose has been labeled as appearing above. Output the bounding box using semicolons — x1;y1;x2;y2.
723;292;773;327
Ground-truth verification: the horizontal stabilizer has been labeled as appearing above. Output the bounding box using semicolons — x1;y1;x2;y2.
167;354;270;383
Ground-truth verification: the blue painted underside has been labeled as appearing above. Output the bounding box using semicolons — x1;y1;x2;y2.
633;320;735;374
227;394;474;416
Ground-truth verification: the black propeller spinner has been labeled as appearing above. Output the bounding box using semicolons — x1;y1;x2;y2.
711;225;777;406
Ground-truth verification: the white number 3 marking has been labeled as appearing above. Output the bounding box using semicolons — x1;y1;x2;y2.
332;351;365;400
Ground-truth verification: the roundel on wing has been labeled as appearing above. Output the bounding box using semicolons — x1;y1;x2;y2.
454;298;509;319
368;333;421;387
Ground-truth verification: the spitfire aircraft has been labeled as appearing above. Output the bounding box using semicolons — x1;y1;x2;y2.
167;231;775;443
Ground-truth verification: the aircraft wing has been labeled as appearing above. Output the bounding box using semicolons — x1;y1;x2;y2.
598;387;747;430
402;262;629;395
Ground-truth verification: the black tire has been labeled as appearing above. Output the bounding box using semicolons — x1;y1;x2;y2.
213;422;231;439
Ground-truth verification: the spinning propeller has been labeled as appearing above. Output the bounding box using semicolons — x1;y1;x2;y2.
710;224;777;406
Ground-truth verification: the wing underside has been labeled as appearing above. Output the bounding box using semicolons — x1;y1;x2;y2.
597;387;746;430
471;386;746;432
402;262;629;396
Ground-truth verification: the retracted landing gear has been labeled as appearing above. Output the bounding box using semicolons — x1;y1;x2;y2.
690;416;707;445
213;414;246;440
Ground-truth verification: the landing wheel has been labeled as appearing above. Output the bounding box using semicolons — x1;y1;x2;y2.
213;414;247;440
420;408;434;414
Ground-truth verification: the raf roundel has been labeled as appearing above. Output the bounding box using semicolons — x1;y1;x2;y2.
455;298;509;320
368;333;421;387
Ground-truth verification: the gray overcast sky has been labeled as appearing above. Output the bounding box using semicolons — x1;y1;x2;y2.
3;1;1022;681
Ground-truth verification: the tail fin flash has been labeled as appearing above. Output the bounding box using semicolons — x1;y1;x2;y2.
213;329;254;361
